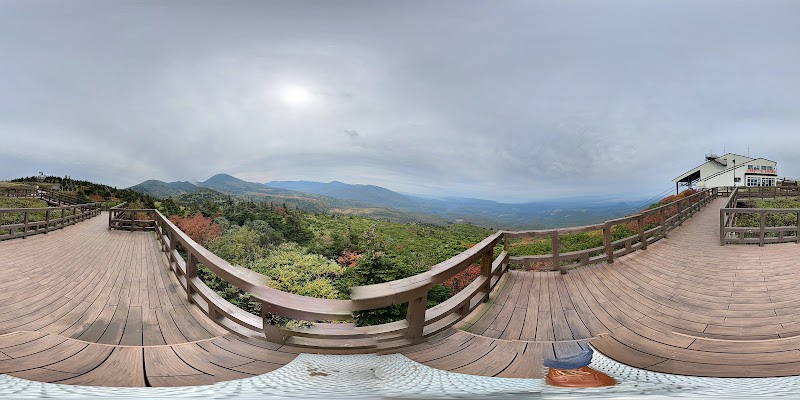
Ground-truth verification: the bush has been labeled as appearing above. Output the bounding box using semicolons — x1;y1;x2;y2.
169;214;222;245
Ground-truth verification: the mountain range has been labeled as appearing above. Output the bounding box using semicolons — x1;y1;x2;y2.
129;174;651;229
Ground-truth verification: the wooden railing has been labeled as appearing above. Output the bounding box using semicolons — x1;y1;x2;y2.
37;188;86;206
0;187;36;198
720;186;800;246
107;188;716;350
505;188;717;273
0;192;101;241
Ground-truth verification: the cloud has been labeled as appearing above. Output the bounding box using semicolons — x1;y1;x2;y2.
1;1;799;201
344;130;360;139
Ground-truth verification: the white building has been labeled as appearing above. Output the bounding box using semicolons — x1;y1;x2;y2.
673;153;777;193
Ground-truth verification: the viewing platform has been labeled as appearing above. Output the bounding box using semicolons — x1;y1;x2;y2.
2;186;800;392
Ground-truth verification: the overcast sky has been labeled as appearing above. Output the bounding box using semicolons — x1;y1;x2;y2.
1;1;798;201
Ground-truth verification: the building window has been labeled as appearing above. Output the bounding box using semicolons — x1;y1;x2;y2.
762;177;775;186
734;177;741;183
747;176;759;187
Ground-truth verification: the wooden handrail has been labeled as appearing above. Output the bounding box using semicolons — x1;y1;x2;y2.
106;187;716;349
720;185;800;246
0;190;102;241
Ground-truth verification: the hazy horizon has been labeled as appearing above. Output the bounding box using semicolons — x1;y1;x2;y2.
2;1;799;202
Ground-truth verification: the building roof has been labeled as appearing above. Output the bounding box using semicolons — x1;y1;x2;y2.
672;153;774;183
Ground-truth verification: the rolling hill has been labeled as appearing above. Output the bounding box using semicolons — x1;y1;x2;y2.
129;175;650;229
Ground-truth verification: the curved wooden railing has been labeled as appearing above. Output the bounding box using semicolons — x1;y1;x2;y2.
720;186;800;246
0;189;102;241
107;188;717;349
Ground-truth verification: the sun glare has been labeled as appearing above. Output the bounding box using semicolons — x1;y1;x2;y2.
280;85;313;107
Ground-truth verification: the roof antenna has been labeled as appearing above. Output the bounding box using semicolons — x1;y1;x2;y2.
748;145;750;157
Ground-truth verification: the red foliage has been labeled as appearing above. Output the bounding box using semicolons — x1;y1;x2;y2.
336;250;363;267
88;194;103;201
169;214;221;245
443;264;481;294
656;189;697;207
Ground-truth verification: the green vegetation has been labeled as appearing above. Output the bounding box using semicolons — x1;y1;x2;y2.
0;197;72;235
162;197;493;326
735;198;800;233
11;175;156;205
3;175;698;328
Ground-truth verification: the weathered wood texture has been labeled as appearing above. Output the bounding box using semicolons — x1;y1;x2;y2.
404;197;800;379
0;214;298;387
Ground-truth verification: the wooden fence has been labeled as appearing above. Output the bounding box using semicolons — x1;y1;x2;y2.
720;186;800;246
0;192;102;241
0;187;36;198
108;187;716;350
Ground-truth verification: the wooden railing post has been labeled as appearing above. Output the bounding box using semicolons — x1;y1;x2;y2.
551;231;563;274
720;209;726;246
60;208;65;229
677;199;684;226
660;208;668;239
603;223;614;264
129;209;134;232
796;212;800;244
405;288;427;344
186;252;197;302
481;250;492;291
759;210;766;247
22;211;28;239
261;305;286;344
45;209;50;233
638;214;647;250
168;230;177;271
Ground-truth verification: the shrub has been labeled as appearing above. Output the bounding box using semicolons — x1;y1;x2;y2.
169;213;222;245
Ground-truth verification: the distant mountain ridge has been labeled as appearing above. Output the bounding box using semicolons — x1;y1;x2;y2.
129;174;650;229
267;180;417;209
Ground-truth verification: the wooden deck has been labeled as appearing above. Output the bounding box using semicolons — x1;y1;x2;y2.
0;214;299;387
3;199;800;386
404;197;800;378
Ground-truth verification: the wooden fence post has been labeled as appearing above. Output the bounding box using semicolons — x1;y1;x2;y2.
186;252;197;302
481;251;492;291
677;200;683;226
551;231;563;274
22;211;28;239
720;209;726;246
603;223;614;264
759;211;766;247
660;208;668;239
796;212;800;244
45;209;50;233
638;214;647;250
405;289;427;344
261;305;286;344
168;231;177;271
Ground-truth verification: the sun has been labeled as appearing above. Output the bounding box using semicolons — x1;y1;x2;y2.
280;85;313;107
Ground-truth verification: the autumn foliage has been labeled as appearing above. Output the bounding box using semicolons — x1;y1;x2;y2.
169;214;222;244
442;264;481;294
336;250;363;267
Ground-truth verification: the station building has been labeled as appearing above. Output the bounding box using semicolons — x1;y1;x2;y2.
673;153;777;193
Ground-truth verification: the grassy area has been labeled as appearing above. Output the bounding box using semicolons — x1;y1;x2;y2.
736;198;800;233
0;197;78;235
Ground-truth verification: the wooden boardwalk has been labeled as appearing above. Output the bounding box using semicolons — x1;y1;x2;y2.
3;199;800;386
0;214;299;387
404;197;800;378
